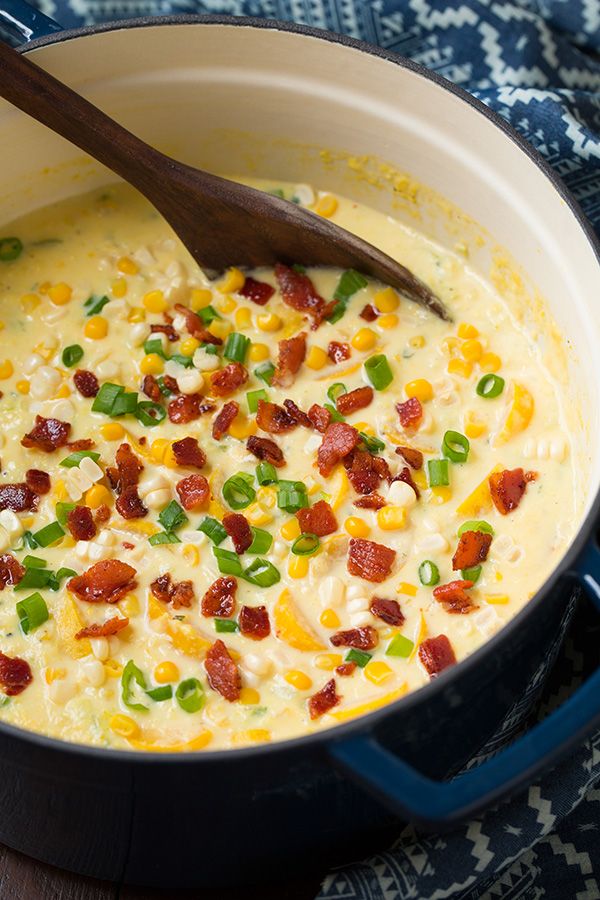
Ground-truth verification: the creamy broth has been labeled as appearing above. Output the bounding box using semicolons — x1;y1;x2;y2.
0;180;577;751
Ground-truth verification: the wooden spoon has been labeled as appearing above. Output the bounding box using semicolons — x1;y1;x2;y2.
0;40;449;321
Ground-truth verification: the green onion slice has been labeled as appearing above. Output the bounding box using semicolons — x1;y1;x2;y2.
197;305;221;325
16;592;49;634
148;531;181;546
359;432;385;455
21;555;46;569
146;685;173;702
442;430;470;463
223;332;250;363
0;237;23;262
247;527;273;555
326;270;368;324
135;400;166;427
143;337;168;358
243;558;281;587
158;500;188;533
254;361;276;386
418;560;440;586
364;354;393;391
323;403;345;423
256;462;278;486
14;567;55;590
84;294;110;317
476;374;505;399
427;459;450;487
22;532;38;550
291;533;320;556
457;520;495;537
198;516;227;545
345;648;372;668
91;383;124;415
215;618;239;633
59;450;100;468
214;547;243;576
247;388;268;414
327;383;347;403
56;501;76;526
222;473;256;510
461;564;482;583
62;344;84;368
168;353;194;369
32;521;65;548
175;678;205;713
385;633;415;658
277;480;309;513
121;660;148;712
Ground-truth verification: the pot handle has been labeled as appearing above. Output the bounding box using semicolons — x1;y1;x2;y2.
0;0;62;44
329;539;600;827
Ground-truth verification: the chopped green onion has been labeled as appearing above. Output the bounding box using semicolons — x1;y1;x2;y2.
84;294;110;316
158;500;188;533
59;450;100;468
156;376;174;396
121;660;148;712
61;344;84;368
55;501;76;526
345;648;372;668
476;374;505;398
385;633;414;658
176;678;205;713
291;533;320;556
135;400;166;427
243;558;281;587
91;382;124;415
148;531;181;546
198;516;227;545
461;565;482;583
418;560;440;586
0;237;23;262
197;305;221;325
223;332;250;363
215;618;239;633
16;592;49;634
427;459;450;487
326;270;368;323
143;337;167;358
22;531;38;550
442;430;470;464
364;354;393;391
277;480;309;513
247;388;268;414
168;353;194;368
323;403;345;423
110;391;138;417
54;567;76;584
21;555;46;569
213;548;243;576
202;343;219;356
146;685;173;702
359;432;385;454
32;521;65;548
222;473;256;510
292;264;306;274
254;361;276;386
327;383;347;403
256;462;278;486
14;567;55;590
247;527;273;555
457;520;495;537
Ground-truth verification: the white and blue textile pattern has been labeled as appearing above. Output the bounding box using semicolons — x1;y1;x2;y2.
18;0;600;895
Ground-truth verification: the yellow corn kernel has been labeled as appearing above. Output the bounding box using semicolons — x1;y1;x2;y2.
16;379;30;394
249;343;269;362
288;555;309;579
110;714;140;739
284;670;313;691
85;484;112;509
458;322;479;339
245;503;273;527
405;379;433;403
374;287;399;313
140;353;164;376
150;438;170;464
55;384;71;399
190;288;213;311
315;653;343;671
413;469;428;491
101;422;125;441
377;506;407;531
480;351;502;373
154;661;180;683
143;290;167;313
235;307;252;329
257;486;277;510
305;346;329;370
442;336;461;357
45;667;68;685
128;307;145;323
315;194;338;217
117;256;139;276
377;314;399;330
239;687;260;705
21;292;40;313
364;660;393;686
53;480;67;502
0;361;13;380
182;544;200;567
234;729;271;744
217;267;245;294
228;414;257;440
39;281;50;295
353;421;373;435
448;358;473;378
120;593;140;617
257;312;282;332
47;282;72;306
398;582;418;597
280;517;301;541
430;486;452;504
344;516;370;538
208;318;232;340
495;570;503;582
351;327;377;352
112;278;127;298
178;337;199;358
484;594;510;605
162;443;178;469
461;339;483;362
84;316;108;340
464;414;487;439
319;608;340;629
217;295;237;314
410;335;425;349
104;659;123;678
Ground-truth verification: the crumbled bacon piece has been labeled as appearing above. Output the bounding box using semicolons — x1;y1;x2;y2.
73;369;99;398
117;489;147;520
354;493;387;510
25;469;51;495
67;506;97;541
391;466;420;499
210;363;248;398
273;333;307;388
204;639;241;702
176;474;210;510
336;386;374;416
296;499;338;537
150;574;173;604
335;662;356;677
246;435;285;467
21;416;71;452
162;375;180;394
489;468;529;515
345;450;391;495
359;304;378;322
370;597;404;626
150;323;178;342
0;553;24;589
395;446;423;470
275;264;333;329
67;439;95;453
347;537;396;583
201;576;237;618
239;276;275;306
142;374;161;402
95;504;110;524
174;304;222;345
418;635;456;678
212;401;239;440
317;422;360;477
172;436;206;469
150;573;195;609
452;530;493;571
75;616;129;639
223;513;253;554
256;400;297;434
307;404;331;433
0;483;37;513
168;393;205;424
328;341;351;364
0;652;32;696
282;399;311;428
396;397;423;429
308;678;340;719
239;605;271;640
108;443;147;520
68;560;137;604
330;626;379;650
433;580;477;614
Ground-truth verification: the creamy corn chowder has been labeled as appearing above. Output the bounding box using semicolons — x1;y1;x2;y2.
0;180;576;751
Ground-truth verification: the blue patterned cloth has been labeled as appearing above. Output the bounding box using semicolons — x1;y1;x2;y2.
20;0;600;895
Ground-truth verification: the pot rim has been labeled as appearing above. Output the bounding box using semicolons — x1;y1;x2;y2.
1;12;596;766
